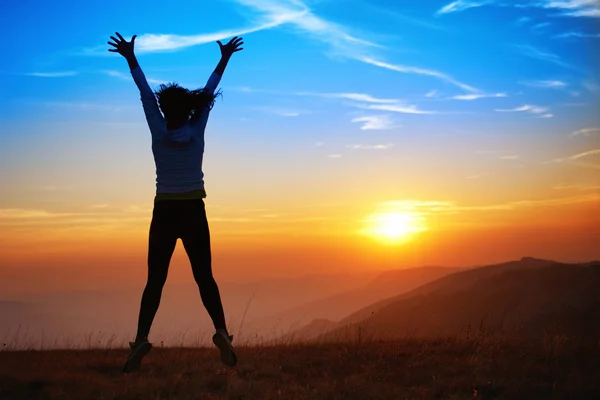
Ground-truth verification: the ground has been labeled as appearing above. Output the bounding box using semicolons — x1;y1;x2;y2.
1;337;598;399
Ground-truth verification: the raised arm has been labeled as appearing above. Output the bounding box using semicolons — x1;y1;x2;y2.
108;32;164;136
203;36;244;94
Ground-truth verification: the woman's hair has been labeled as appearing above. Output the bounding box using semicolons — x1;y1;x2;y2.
154;83;222;122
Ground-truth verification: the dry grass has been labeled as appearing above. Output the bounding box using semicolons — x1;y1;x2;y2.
1;335;599;400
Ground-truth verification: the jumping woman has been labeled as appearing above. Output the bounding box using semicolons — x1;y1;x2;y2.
107;32;243;373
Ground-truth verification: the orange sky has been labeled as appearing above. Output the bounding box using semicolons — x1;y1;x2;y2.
1;179;598;295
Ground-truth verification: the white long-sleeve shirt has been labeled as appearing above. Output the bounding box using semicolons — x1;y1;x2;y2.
130;66;221;199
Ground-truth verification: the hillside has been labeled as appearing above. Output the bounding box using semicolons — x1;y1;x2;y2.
244;266;459;339
315;260;600;342
1;338;598;399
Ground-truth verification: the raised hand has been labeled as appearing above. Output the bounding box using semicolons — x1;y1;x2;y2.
108;32;137;59
216;36;244;58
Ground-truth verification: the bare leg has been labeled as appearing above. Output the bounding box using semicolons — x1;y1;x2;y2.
135;204;178;341
181;199;227;331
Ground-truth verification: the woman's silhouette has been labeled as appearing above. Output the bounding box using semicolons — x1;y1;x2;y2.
108;32;243;373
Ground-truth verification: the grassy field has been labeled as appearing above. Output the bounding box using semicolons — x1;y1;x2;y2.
1;336;598;400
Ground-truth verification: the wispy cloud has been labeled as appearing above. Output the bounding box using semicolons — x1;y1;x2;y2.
515;16;532;25
451;93;506;100
553;31;600;39
299;92;400;104
425;90;440;98
466;173;489;179
554;183;600;190
359;103;440;115
515;44;575;69
369;5;448;31
566;148;600;161
495;104;549;115
232;0;382;57
570;127;600;137
552;148;600;169
531;22;552;32
360;57;479;92
232;0;478;93
346;143;394;150
535;113;554;118
84;8;304;55
499;155;520;160
536;0;600;18
437;1;493;14
520;80;568;88
351;115;396;130
104;69;168;85
25;71;78;77
440;0;600;18
378;194;600;214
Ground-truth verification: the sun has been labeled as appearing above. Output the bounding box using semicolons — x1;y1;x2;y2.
360;212;428;244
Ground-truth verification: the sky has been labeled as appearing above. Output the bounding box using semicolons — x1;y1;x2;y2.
1;0;599;294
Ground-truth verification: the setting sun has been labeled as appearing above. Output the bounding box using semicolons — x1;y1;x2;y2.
361;212;429;244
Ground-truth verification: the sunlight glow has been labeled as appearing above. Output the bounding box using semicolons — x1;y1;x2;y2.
360;211;429;244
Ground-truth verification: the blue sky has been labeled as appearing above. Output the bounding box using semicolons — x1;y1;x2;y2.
0;0;599;211
0;0;599;283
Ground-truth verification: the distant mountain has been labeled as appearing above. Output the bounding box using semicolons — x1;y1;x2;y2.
336;257;560;327
309;259;600;342
1;272;375;348
247;266;460;339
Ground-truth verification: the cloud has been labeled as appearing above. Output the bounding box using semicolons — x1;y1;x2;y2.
84;9;304;55
531;22;552;32
554;183;600;190
359;57;479;92
535;113;554;118
437;1;493;14
103;69;168;85
499;155;520;160
495;104;549;114
520;80;568;88
232;1;479;92
377;194;600;214
451;93;507;100
368;5;448;31
327;93;400;103
425;90;440;98
567;148;600;160
359;103;440;115
537;0;600;17
515;44;575;69
466;173;489;179
515;16;532;25
232;0;382;58
351;115;396;130
25;71;78;77
583;80;600;93
346;143;394;149
553;31;600;39
298;92;400;103
553;148;600;169
439;0;600;18
570;127;600;137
